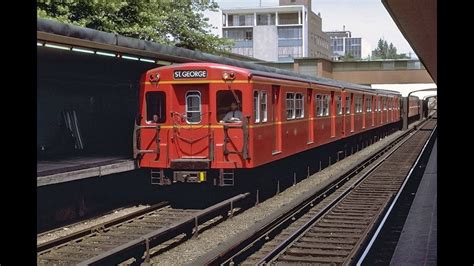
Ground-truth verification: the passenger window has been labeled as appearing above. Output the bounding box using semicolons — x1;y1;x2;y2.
345;96;351;114
260;91;268;122
146;91;166;123
186;91;201;124
286;93;295;119
323;95;330;116
316;94;330;117
295;93;304;118
336;95;342;115
216;90;242;123
316;94;322;117
254;91;260;123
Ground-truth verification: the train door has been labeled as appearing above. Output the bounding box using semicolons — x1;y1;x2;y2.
380;97;384;124
362;95;366;129
171;85;210;160
330;91;336;137
343;91;351;136
335;94;343;137
350;93;355;132
307;88;314;143
272;85;282;153
371;96;375;126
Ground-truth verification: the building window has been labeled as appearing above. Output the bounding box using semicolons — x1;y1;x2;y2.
278;12;299;24
383;98;387;110
146;91;166;123
186;91;201;124
224;28;253;41
345;96;351;114
216;90;242;122
260;91;268;122
227;14;254;26
336;95;342;115
295;93;304;118
257;13;276;25
278;26;302;40
286;92;295;119
278;26;303;60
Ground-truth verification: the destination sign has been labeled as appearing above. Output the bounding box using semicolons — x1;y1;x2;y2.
173;70;207;79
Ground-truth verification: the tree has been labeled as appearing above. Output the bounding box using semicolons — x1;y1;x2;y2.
37;0;233;54
372;38;410;59
340;52;355;61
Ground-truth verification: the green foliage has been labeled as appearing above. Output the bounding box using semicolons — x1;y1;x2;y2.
37;0;233;54
340;52;355;61
372;38;410;59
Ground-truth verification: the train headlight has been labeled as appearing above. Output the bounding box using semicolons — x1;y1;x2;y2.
222;72;235;81
149;73;160;82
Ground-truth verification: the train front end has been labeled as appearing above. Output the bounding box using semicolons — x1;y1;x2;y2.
134;63;252;186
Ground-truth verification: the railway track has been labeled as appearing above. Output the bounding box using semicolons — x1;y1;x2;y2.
37;193;249;265
207;115;436;265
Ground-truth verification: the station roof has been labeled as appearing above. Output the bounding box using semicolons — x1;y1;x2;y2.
382;0;436;84
37;18;399;96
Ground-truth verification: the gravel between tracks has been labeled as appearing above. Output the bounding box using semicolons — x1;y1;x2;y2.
37;205;150;245
149;130;407;265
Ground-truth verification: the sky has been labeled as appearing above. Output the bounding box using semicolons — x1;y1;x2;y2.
216;0;416;58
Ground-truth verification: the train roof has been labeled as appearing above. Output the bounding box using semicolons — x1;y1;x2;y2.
37;18;401;97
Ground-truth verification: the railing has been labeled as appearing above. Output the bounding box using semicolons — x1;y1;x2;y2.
133;123;161;159
223;116;250;160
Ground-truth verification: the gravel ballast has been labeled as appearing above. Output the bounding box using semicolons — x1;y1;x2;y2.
149;129;408;265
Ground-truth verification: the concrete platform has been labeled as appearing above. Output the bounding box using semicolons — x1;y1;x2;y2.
37;156;136;187
390;139;437;265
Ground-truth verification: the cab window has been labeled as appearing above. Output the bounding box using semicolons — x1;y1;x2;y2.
216;90;242;122
146;91;166;123
186;91;201;124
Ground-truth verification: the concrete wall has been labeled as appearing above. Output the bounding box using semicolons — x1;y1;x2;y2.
319;59;334;78
332;69;434;84
307;12;331;59
37;47;155;159
260;58;433;84
253;25;279;61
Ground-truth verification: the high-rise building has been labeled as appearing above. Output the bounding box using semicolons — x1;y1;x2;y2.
326;28;362;60
220;0;331;62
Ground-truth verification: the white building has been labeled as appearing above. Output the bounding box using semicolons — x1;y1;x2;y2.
214;0;331;62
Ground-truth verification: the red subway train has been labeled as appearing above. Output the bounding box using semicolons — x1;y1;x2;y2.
133;63;419;186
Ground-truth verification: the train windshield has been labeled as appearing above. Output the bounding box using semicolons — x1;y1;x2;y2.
217;90;242;123
186;91;202;124
146;92;166;123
